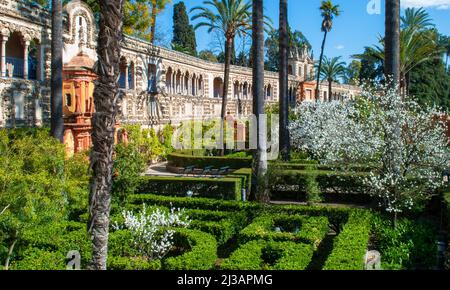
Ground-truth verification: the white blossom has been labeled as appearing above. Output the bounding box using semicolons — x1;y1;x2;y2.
114;204;191;261
289;83;449;214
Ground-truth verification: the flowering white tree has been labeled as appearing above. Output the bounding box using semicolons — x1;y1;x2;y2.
290;83;449;223
114;205;191;261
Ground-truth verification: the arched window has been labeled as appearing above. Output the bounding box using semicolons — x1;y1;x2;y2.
5;32;24;78
148;63;157;92
119;57;127;89
165;67;173;94
213;77;223;98
66;93;72;107
128;62;135;90
288;65;293;75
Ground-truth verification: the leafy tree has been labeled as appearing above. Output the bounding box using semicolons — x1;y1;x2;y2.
318;56;346;101
343;60;361;85
290;85;449;225
265;28;311;72
172;1;197;56
198;50;219;62
409;58;450;110
315;0;341;100
0;129;89;270
354;8;444;96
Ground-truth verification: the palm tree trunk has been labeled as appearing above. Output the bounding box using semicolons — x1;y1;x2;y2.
385;0;401;86
88;0;123;270
328;79;332;102
50;0;64;142
150;1;157;43
219;36;233;156
315;30;328;101
252;0;269;203
279;0;290;161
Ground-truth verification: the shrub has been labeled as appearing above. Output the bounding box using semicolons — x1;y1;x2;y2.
163;228;217;270
113;143;146;203
136;176;243;201
239;214;329;248
113;205;191;261
221;240;314;270
167;152;252;169
128;194;249;212
107;256;161;270
371;215;438;270
323;210;372;270
10;248;66;270
227;168;252;194
187;209;248;245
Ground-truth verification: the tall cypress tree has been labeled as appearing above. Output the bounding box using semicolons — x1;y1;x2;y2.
172;2;197;56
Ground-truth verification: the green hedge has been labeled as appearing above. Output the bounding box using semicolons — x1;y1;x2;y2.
187;209;248;245
11;248;67;270
13;221;92;269
227;168;252;194
238;214;329;248
270;162;375;172
136;176;242;201
107;256;161;270
221;240;314;270
270;170;370;202
128;194;251;212
323;210;372;270
163;228;218;270
167;152;252;169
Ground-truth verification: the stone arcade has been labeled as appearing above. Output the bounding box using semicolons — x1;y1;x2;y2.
0;0;361;154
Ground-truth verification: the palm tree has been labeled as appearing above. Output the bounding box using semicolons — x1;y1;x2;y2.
279;0;290;161
318;56;346;101
50;0;64;142
401;7;434;31
88;0;124;270
354;24;442;94
191;0;252;155
150;0;172;43
385;0;400;85
315;0;340;101
252;0;269;203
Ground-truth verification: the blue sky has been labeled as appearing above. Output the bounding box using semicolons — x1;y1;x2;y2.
157;0;450;65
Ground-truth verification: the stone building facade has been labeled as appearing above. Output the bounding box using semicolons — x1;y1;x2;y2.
0;0;361;153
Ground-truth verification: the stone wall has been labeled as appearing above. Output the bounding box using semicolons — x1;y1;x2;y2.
0;0;361;130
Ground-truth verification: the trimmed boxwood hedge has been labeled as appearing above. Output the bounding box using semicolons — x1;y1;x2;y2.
322;210;372;270
187;209;248;245
107;256;161;270
238;214;329;248
272;169;369;194
221;240;314;270
136;176;242;201
163;228;218;270
128;194;252;212
227;167;252;194
167;152;252;169
12;221;92;270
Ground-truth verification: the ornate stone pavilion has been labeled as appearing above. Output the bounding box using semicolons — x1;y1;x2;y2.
0;0;361;154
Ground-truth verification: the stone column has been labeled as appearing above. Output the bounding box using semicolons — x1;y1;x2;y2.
1;35;8;77
23;40;30;79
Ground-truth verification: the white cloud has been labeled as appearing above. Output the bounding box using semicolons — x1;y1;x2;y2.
335;45;345;50
401;0;450;9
